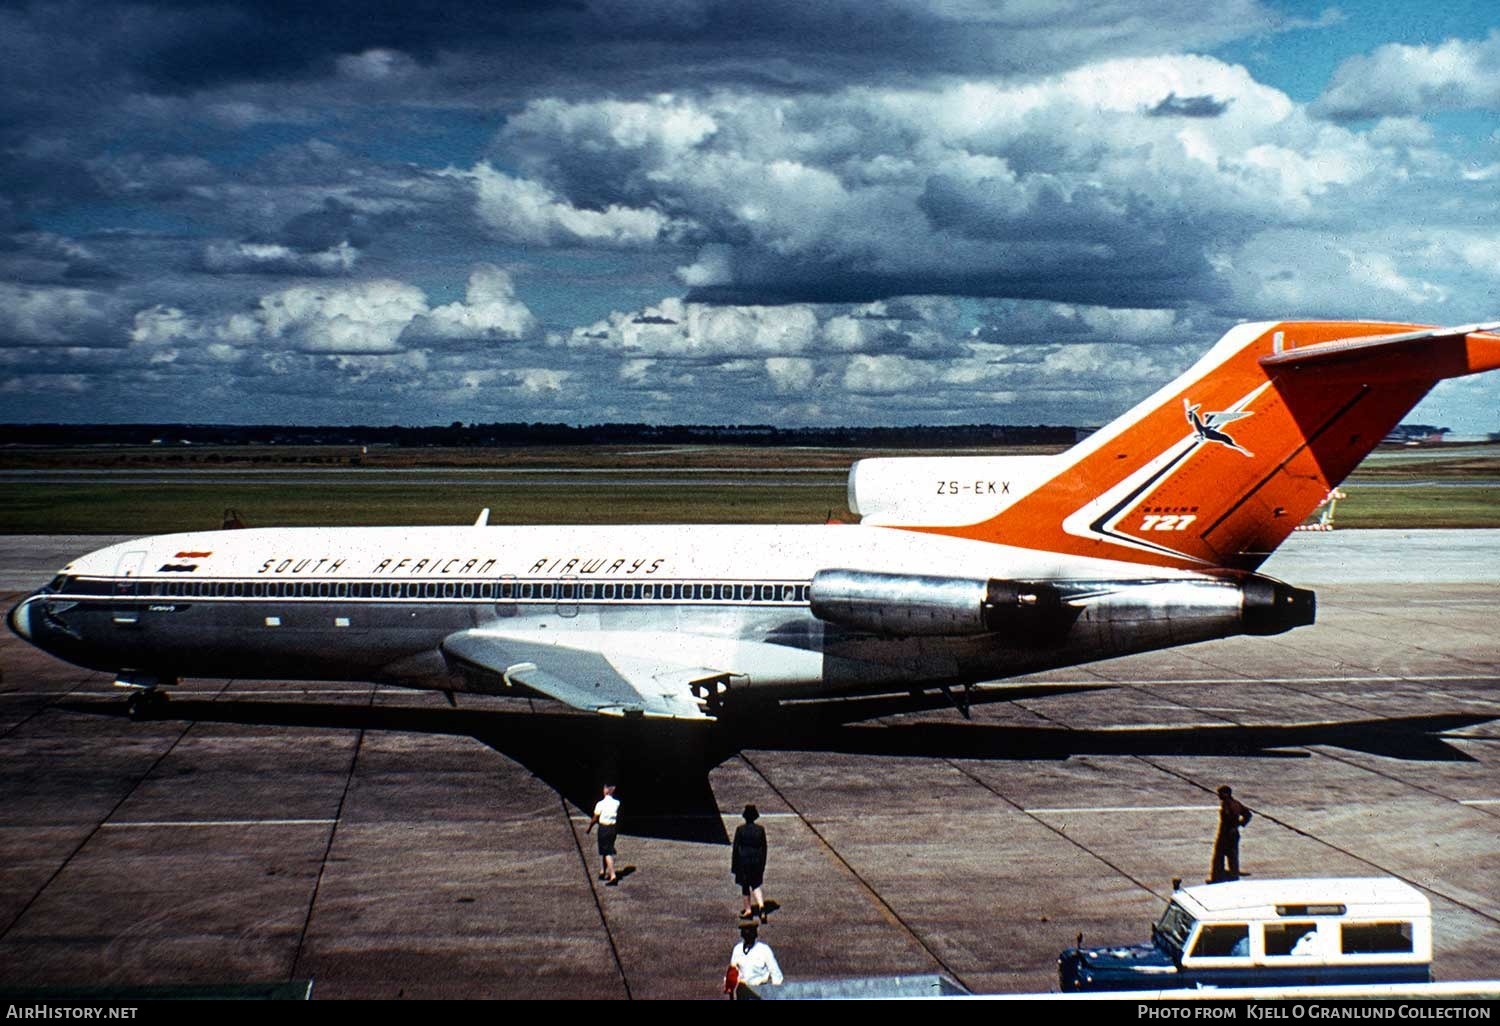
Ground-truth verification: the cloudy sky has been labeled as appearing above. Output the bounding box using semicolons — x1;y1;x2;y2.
2;0;1498;431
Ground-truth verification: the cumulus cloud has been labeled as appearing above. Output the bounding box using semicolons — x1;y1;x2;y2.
4;2;1499;432
555;290;1220;416
461;164;674;248
564;297;819;358
765;356;815;393
130;267;540;357
249;280;429;353
843;353;936;394
1314;32;1500;121
490;54;1388;307
0;283;124;347
201;239;359;275
408;265;539;342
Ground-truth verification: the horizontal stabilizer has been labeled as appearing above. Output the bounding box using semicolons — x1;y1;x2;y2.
1261;322;1500;378
441;628;714;720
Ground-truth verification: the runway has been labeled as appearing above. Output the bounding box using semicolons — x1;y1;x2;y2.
1;532;1496;998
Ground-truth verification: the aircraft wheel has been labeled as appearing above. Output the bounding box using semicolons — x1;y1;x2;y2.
126;690;165;720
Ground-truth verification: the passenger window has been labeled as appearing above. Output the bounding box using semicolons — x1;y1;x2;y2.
1265;922;1319;956
641;584;654;599
1341;922;1413;955
1191;924;1250;958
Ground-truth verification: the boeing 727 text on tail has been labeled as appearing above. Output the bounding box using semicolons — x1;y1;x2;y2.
10;320;1500;720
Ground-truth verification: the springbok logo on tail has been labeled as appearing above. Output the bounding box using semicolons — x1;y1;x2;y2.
1184;399;1254;457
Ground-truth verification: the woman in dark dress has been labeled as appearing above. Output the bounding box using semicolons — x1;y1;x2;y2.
732;804;769;922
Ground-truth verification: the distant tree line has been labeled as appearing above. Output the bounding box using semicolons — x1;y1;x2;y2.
2;422;1086;448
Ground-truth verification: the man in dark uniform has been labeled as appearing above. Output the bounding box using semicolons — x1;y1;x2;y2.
1209;785;1253;882
732;804;769;922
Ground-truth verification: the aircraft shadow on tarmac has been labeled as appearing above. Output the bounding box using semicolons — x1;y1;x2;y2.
63;685;1495;846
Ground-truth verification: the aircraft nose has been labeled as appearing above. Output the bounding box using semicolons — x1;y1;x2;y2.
7;594;37;641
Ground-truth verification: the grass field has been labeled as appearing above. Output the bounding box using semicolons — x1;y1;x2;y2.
1;444;1496;533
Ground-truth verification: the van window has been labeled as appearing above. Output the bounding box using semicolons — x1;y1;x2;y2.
1156;902;1195;958
1341;922;1413;955
1265;922;1318;956
1192;924;1249;958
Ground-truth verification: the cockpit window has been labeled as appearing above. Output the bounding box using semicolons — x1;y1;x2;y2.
47;575;69;592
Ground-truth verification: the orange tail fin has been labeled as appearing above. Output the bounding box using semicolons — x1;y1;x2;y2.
910;320;1500;570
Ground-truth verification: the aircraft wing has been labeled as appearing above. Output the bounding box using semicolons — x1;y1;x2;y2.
441;627;720;720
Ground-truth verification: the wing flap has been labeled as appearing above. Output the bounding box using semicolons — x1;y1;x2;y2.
441;628;715;720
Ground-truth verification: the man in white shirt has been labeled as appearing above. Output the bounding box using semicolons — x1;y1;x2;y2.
728;922;782;998
586;784;621;885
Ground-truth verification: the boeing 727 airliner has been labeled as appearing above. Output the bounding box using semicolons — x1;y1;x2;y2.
10;320;1500;720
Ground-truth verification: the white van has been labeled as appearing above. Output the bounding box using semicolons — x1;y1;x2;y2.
1059;877;1432;991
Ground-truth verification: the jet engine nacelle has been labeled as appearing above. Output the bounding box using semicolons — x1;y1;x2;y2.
809;569;1069;639
809;569;1315;645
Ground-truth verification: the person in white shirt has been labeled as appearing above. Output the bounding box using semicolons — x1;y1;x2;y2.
1291;928;1322;956
586;784;621;885
728;922;782;998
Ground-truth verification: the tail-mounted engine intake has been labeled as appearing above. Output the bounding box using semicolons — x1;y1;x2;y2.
809;569;1072;639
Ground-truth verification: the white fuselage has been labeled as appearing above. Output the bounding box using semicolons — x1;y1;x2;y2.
11;521;1294;716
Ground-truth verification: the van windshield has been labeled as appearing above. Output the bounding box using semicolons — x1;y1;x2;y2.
1156;901;1196;958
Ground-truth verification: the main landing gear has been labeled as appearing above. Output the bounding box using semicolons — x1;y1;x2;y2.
126;689;169;720
116;672;177;721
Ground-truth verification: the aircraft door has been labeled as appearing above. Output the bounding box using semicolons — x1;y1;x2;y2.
113;549;147;625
